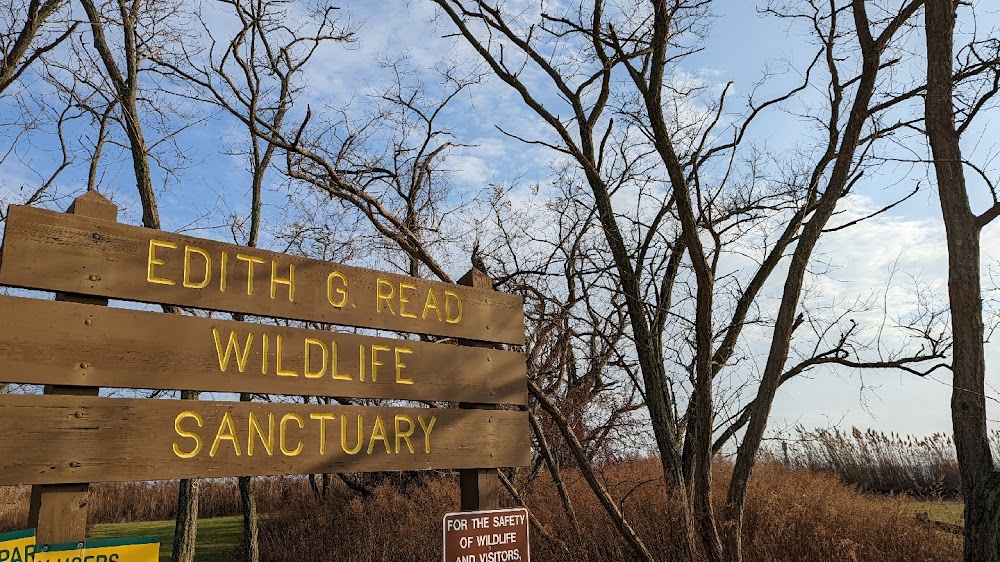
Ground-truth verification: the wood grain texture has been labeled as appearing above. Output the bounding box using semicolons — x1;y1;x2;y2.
27;484;90;544
0;294;527;404
0;205;525;344
0;394;531;485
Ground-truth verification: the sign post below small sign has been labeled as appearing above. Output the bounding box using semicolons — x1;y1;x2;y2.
443;507;529;562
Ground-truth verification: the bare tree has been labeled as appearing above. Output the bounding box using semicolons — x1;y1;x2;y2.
0;0;75;94
0;0;81;215
77;0;187;228
239;59;482;283
924;1;1000;559
428;1;950;560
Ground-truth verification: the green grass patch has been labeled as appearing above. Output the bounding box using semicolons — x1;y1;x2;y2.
913;499;964;527
89;516;243;562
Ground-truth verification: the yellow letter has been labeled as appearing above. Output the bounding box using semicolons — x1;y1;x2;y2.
183;245;212;289
310;413;336;455
341;414;363;455
395;347;414;384
237;254;266;295
210;411;241;457
304;338;328;378
276;335;297;377
358;344;366;381
213;329;253;373
444;291;463;324
370;344;390;382
219;251;228;292
367;415;390;454
422;288;442;321
172;411;203;458
398;283;418;318
326;271;349;308
418;415;437;453
376;278;395;315
147;239;177;286
261;333;269;374
270;261;295;301
280;413;304;456
248;412;274;456
395;415;415;454
330;341;353;381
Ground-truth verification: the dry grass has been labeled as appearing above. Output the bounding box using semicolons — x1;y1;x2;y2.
0;439;969;561
768;427;1000;497
256;460;960;562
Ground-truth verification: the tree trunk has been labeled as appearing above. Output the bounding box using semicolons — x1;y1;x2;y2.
238;476;259;562
172;390;200;562
171;478;200;562
925;1;1000;560
239;393;259;562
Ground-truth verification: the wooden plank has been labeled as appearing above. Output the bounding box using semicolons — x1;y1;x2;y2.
0;294;527;404
0;205;525;344
0;394;531;485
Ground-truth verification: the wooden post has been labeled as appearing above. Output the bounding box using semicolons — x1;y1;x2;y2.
27;191;117;544
458;267;500;511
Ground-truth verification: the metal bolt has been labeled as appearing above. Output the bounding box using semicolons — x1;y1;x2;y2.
88;274;101;282
74;411;83;418
80;362;89;369
69;461;81;468
91;233;102;241
84;319;92;326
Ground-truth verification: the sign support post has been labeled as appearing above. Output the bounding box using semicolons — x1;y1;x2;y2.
458;267;500;511
27;191;118;544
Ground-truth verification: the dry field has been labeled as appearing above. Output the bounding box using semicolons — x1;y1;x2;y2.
0;460;962;562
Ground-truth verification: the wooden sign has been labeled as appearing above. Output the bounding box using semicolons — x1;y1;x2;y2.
0;204;525;345
443;508;530;562
0;394;530;485
1;192;528;544
35;536;159;562
0;294;527;404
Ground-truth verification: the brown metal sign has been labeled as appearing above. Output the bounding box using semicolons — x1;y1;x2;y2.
0;294;527;404
0;204;525;345
443;508;530;562
0;394;531;485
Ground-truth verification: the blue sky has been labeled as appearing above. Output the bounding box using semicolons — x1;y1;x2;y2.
2;0;1000;441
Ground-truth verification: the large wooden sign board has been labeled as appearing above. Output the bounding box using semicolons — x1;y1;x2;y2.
0;193;530;544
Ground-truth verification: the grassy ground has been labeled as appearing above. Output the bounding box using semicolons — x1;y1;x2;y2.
89;516;243;562
914;499;964;527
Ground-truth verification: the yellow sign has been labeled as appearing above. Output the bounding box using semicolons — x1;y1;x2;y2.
34;536;159;562
0;529;35;562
